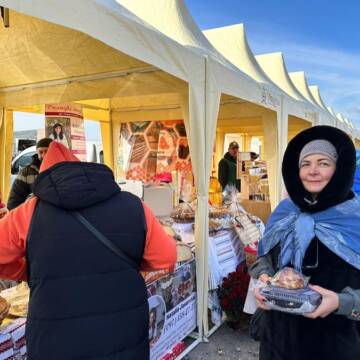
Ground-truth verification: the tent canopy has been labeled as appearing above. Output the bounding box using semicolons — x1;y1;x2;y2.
288;72;337;127
255;52;316;123
289;71;318;106
0;6;202;110
0;0;216;341
203;24;277;85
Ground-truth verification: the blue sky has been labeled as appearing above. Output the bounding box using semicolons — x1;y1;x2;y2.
187;0;360;125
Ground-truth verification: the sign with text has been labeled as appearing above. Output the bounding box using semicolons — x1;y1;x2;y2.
147;259;196;360
45;103;87;161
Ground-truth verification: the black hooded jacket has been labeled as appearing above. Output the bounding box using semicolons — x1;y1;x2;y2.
26;161;149;359
218;152;241;191
252;126;360;360
8;155;41;210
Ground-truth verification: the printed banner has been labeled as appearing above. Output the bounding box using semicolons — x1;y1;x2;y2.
45;103;87;161
147;259;197;360
120;120;191;183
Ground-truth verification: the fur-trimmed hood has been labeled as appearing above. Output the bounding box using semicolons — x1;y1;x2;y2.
282;125;356;212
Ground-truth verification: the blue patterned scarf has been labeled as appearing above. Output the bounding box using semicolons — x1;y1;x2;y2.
258;195;360;271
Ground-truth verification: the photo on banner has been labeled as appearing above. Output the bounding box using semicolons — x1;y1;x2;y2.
45;103;87;161
146;259;197;360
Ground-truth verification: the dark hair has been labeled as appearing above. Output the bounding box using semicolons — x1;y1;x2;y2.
36;137;53;149
52;123;64;140
149;308;157;327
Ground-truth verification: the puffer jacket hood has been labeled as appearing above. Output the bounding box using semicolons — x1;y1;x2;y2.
33;142;120;210
282;125;356;213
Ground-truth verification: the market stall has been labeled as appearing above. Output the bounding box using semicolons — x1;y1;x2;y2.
117;1;288;338
0;1;359;359
0;2;212;358
0;1;269;357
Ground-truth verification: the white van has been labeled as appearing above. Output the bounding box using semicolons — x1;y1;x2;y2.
11;142;103;184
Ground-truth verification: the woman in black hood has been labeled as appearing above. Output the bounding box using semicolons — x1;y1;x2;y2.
250;126;360;360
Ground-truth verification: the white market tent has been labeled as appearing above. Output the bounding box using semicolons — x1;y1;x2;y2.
328;106;347;132
254;52;317;148
0;0;359;350
202;24;286;177
289;71;336;127
117;0;292;335
255;52;317;119
202;24;320;200
337;112;353;136
202;25;360;145
289;71;319;106
0;0;218;348
118;0;286;207
308;85;339;129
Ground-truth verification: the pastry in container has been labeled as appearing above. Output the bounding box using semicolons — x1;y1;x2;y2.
259;267;322;315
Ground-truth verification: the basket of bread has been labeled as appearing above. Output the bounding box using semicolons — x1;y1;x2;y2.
170;203;195;223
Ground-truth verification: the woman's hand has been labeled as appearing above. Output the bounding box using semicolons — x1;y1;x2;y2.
259;274;272;284
254;274;272;311
304;285;339;319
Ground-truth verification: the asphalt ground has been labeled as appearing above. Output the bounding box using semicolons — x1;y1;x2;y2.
185;317;260;360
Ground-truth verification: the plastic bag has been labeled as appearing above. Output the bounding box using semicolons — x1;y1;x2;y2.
259;268;322;315
271;267;309;289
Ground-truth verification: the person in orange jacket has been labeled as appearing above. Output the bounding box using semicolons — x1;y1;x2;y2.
0;141;177;359
0;192;7;220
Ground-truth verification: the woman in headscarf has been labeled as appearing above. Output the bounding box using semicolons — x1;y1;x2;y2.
250;126;360;360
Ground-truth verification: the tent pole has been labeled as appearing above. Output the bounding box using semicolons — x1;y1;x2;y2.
0;109;13;201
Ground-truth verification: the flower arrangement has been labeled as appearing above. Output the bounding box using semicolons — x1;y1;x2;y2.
217;264;250;326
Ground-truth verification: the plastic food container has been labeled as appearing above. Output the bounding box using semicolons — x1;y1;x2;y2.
260;286;322;314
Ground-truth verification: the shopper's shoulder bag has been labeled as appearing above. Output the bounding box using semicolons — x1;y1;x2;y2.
72;211;139;269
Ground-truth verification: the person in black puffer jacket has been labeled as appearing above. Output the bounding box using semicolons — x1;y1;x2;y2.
0;142;177;359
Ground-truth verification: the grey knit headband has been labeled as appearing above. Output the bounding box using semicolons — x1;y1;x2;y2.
299;139;338;167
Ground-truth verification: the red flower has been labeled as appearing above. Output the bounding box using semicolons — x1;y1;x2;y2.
217;265;251;316
221;298;229;308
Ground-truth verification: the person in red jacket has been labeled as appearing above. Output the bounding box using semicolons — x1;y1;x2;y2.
0;141;177;359
0;192;7;220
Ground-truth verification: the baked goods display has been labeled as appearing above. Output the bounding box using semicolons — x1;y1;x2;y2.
9;303;28;318
259;268;322;314
208;219;222;233
208;206;232;219
272;267;305;289
0;282;29;318
208;206;233;230
0;297;10;324
171;203;195;223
